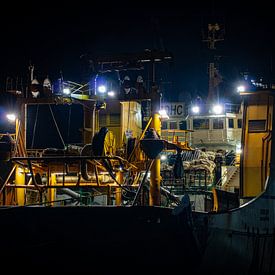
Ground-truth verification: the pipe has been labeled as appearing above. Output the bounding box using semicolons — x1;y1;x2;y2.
149;113;161;206
60;188;81;199
160;186;181;204
115;171;123;205
80;143;93;181
56;176;95;183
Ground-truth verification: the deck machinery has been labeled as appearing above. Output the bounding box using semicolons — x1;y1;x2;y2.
1;50;275;272
0;50;191;208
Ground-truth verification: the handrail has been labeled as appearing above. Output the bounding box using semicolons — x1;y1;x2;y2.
0;165;16;196
0;133;16;140
216;158;238;188
261;130;272;190
11;155;127;167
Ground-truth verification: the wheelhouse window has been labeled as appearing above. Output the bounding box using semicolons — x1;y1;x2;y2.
237;119;242;128
228;118;234;128
193;119;209;130
179;120;187;130
161;121;168;130
169;121;177;129
213;118;224;129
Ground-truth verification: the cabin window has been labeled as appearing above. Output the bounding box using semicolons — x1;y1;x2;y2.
169;121;177;129
162;121;168;130
179;120;187;130
248;120;266;132
237;119;242;128
193;119;209;130
213;118;224;129
228;118;234;128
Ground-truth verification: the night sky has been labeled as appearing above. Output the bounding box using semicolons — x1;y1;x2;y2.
0;1;274;102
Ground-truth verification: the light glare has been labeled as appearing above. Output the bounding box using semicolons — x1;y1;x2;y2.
6;113;16;122
191;106;200;114
160;155;167;161
212;104;223;114
236;148;242;154
98;85;107;93
63;88;71;95
159;109;169;119
107;91;115;97
237;85;245;92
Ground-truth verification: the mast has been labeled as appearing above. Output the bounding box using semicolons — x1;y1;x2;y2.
203;23;224;103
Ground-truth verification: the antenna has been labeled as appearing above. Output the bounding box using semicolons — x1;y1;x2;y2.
29;63;34;82
203;23;224;103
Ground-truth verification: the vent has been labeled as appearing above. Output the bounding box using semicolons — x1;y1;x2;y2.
109;114;120;125
248;120;266;132
99;115;107;126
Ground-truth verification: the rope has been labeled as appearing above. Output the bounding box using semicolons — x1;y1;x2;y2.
132;159;154;206
48;104;66;148
127;101;130;131
31;104;39;149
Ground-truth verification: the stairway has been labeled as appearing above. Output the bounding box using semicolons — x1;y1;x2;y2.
222;166;240;192
14;121;27;157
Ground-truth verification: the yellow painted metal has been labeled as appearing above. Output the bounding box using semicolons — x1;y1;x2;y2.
241;92;273;197
48;173;56;206
161;129;193;151
70;94;90;100
0;165;16;205
9;182;139;188
104;131;116;155
115;171;123;205
15;165;25;205
120;101;142;147
128;116;152;163
83;102;94;144
212;188;218;212
149;113;161;206
15;118;19;154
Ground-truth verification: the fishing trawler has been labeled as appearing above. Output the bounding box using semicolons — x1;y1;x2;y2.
0;51;201;271
1;50;275;273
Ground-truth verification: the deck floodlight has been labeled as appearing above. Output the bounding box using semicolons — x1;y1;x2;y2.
212;104;223;114
6;113;16;122
236;144;242;154
191;106;200;114
159;109;169;119
98;85;107;94
160;154;167;161
237;85;246;93
107;91;115;97
63;88;71;95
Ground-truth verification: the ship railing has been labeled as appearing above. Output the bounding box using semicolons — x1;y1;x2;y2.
26;149;44;158
3;155;129;201
0;133;16;140
0;165;17;197
161;168;213;193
